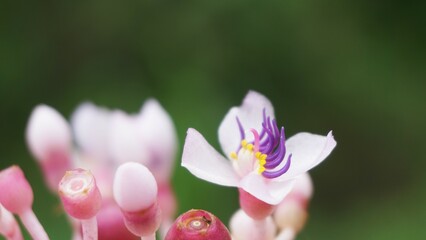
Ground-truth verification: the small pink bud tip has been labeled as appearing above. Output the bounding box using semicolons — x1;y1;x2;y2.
164;209;231;240
238;188;276;220
273;174;312;233
273;200;308;233
113;162;161;237
0;166;33;214
113;162;158;212
58;169;102;219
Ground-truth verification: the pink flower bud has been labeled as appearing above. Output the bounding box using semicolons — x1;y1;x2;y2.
0;166;49;240
26;105;72;191
58;169;102;219
273;201;307;233
273;174;313;233
0;166;33;214
238;188;276;220
230;209;276;240
165;209;231;240
113;162;161;237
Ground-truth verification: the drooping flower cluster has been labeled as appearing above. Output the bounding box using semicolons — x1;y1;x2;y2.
0;90;336;240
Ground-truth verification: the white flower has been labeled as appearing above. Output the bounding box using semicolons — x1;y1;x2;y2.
182;91;336;205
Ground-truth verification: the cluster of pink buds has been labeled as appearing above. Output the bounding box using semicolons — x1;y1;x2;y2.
0;91;336;240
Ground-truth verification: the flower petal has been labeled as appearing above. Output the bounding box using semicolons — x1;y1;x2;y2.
138;99;178;182
108;111;149;164
240;172;295;205
277;131;336;181
182;128;239;187
71;102;111;159
218;91;275;157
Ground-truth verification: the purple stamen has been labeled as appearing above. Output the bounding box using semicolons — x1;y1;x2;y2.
264;131;286;168
235;109;292;179
236;117;245;141
259;126;275;153
265;127;286;159
262;154;292;179
271;119;280;146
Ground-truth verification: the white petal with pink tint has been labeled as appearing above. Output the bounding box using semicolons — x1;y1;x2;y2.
219;91;275;157
108;111;148;164
138;99;178;182
240;173;295;205
182;128;239;187
277;131;336;181
26;105;71;162
113;162;158;212
71;102;111;159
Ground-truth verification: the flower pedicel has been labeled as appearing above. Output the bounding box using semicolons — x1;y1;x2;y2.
0;204;24;240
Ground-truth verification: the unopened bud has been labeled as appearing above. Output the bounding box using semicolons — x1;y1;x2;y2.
165;209;231;240
58;169;102;219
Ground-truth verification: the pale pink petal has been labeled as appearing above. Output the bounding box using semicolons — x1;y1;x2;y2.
70;102;111;159
138;99;178;182
108;111;149;164
26;105;72;162
182;128;239;187
240;172;295;205
218;91;275;157
277;131;336;181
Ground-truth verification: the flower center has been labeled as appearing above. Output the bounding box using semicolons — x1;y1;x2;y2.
230;109;292;179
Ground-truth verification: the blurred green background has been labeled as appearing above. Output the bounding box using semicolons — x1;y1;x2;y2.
1;0;425;239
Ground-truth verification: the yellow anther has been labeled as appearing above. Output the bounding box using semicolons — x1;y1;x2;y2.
230;152;238;160
241;139;248;147
255;152;262;159
246;144;254;151
260;154;267;161
258;166;265;174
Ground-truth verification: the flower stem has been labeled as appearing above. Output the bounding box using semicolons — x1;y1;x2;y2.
18;209;49;240
81;217;97;240
141;233;155;240
0;205;24;240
